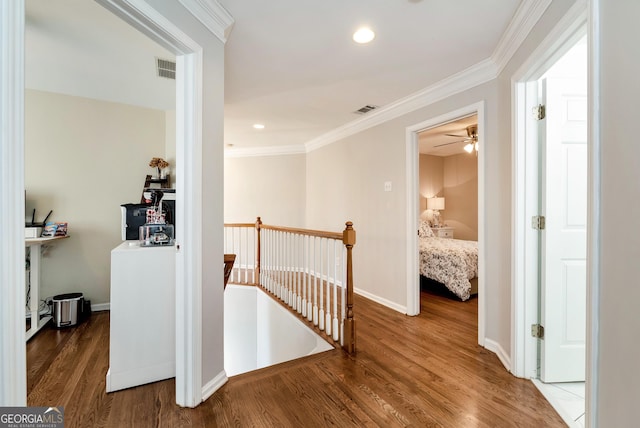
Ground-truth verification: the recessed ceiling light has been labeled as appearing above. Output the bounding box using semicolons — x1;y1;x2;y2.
353;27;375;44
253;124;265;129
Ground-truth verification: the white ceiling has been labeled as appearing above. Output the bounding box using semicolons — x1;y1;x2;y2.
25;0;176;111
25;0;523;152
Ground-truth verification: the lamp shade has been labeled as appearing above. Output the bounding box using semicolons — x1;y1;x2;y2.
427;197;445;211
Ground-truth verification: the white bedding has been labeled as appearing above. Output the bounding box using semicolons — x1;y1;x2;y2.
419;236;478;301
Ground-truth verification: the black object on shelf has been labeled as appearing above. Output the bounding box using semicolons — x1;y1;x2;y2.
25;208;53;227
141;174;171;203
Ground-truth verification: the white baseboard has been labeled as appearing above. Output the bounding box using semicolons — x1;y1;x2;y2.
354;288;407;314
484;338;512;372
201;370;228;402
91;303;110;312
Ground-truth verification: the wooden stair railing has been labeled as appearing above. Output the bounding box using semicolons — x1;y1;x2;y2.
224;217;356;354
223;254;236;289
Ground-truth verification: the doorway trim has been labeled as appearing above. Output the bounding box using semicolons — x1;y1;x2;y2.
0;0;206;407
405;101;486;346
0;0;27;406
510;2;597;424
81;0;206;408
510;0;587;379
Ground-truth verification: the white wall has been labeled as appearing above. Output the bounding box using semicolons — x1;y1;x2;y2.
306;81;498;311
420;153;478;241
25;89;166;305
165;110;176;188
594;0;640;424
419;154;444;200
224;154;306;227
200;35;226;397
443;154;478;241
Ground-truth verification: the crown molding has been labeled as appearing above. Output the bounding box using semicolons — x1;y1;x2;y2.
512;0;587;81
303;0;552;154
231;0;552;158
304;58;497;153
97;0;201;53
224;144;306;158
178;0;235;43
491;0;553;74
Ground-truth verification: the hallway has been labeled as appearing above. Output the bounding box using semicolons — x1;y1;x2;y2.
27;290;566;427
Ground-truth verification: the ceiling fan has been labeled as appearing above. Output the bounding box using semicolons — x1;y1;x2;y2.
435;124;478;153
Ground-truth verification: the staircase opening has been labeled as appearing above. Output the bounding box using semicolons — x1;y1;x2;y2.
223;217;357;373
225;285;333;376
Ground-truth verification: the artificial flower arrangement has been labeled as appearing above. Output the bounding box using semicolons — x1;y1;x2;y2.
149;157;170;178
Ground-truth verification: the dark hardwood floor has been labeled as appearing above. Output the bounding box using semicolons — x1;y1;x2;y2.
27;290;566;427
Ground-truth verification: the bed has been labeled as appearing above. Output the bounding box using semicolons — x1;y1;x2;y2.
418;222;478;301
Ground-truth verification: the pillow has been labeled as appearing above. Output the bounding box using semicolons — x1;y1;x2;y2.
418;220;434;238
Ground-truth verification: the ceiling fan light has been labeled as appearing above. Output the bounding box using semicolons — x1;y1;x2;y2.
474;142;479;151
464;143;474;153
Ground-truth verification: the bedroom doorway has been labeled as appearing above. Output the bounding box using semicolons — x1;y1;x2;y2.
416;115;479;300
405;102;486;346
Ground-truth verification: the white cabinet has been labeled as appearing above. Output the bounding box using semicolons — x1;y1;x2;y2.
106;242;176;393
434;227;454;239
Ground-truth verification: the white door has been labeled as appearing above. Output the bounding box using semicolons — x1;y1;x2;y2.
540;74;588;382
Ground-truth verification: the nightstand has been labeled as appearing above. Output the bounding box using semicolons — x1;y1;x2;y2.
434;227;454;239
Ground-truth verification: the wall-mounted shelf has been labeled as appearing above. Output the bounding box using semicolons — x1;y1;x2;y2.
141;174;171;203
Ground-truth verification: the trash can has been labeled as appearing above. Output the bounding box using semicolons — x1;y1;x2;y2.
52;292;84;328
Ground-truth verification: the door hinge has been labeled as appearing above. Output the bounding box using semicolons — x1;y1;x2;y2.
531;215;546;230
533;104;546;120
531;324;545;339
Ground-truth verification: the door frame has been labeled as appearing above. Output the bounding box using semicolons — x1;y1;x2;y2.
511;2;599;424
0;0;205;407
405;101;486;346
511;0;587;379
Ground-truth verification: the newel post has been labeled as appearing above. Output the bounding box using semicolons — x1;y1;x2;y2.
342;221;356;354
255;217;262;286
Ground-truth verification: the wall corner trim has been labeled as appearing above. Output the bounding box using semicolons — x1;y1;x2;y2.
491;0;553;74
354;288;407;314
91;303;111;312
201;370;228;403
484;338;512;374
224;144;306;158
304;59;496;154
178;0;235;43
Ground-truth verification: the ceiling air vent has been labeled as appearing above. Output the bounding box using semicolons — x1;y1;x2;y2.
353;104;378;115
156;58;176;80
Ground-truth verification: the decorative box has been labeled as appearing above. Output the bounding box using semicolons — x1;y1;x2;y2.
139;223;174;246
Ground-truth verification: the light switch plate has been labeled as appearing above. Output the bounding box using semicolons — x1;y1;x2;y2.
384;181;392;192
